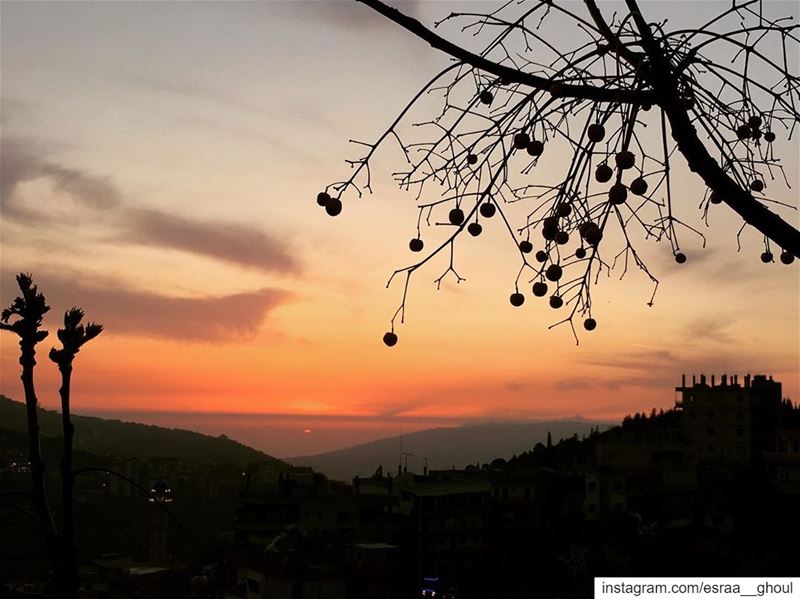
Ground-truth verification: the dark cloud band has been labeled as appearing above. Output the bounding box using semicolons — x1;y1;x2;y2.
0;271;290;342
1;136;298;275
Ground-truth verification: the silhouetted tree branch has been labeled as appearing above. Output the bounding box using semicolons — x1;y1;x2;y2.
317;0;799;344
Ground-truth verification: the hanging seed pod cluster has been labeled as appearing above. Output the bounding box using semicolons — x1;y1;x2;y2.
315;0;799;346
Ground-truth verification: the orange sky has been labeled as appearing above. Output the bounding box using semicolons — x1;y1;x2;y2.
1;1;798;456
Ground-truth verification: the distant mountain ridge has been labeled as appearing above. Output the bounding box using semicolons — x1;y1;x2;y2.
0;395;283;467
288;420;611;481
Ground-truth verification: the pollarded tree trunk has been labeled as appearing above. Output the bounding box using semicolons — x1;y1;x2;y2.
57;362;78;599
19;337;56;535
49;307;103;599
17;335;69;596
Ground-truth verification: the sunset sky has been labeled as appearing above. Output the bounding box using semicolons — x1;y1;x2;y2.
2;1;798;457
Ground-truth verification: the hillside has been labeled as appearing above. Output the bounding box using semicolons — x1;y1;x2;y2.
0;396;283;467
288;419;611;481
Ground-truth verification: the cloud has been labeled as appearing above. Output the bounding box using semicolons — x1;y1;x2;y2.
549;374;675;393
120;75;265;115
0;97;35;126
570;347;797;393
684;317;732;344
1;137;121;220
0;270;290;342
121;208;299;275
1;137;299;275
579;349;681;372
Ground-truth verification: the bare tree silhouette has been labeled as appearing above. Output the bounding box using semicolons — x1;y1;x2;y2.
1;275;102;597
317;0;799;343
49;308;103;598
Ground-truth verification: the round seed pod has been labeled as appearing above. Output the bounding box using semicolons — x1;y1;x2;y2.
526;140;544;157
545;264;563;282
468;222;483;237
584;226;603;247
409;238;424;252
556;203;572;218
543;216;559;229
630;177;648;196
532;281;548;297
480;202;496;218
325;197;343;217
736;125;751;141
449;208;465;225
595;164;613;183
608;183;628;205
549;295;564;309
542;225;558;241
510;292;525;307
583;318;597;331
587;124;605;143
615;150;635;170
383;332;398;347
317;192;331;206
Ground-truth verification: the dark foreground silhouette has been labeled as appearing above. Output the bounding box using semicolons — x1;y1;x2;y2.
2;373;798;598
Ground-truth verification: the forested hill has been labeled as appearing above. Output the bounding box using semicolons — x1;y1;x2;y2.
0;395;283;467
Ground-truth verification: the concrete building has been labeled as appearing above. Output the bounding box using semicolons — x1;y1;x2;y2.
676;374;782;466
